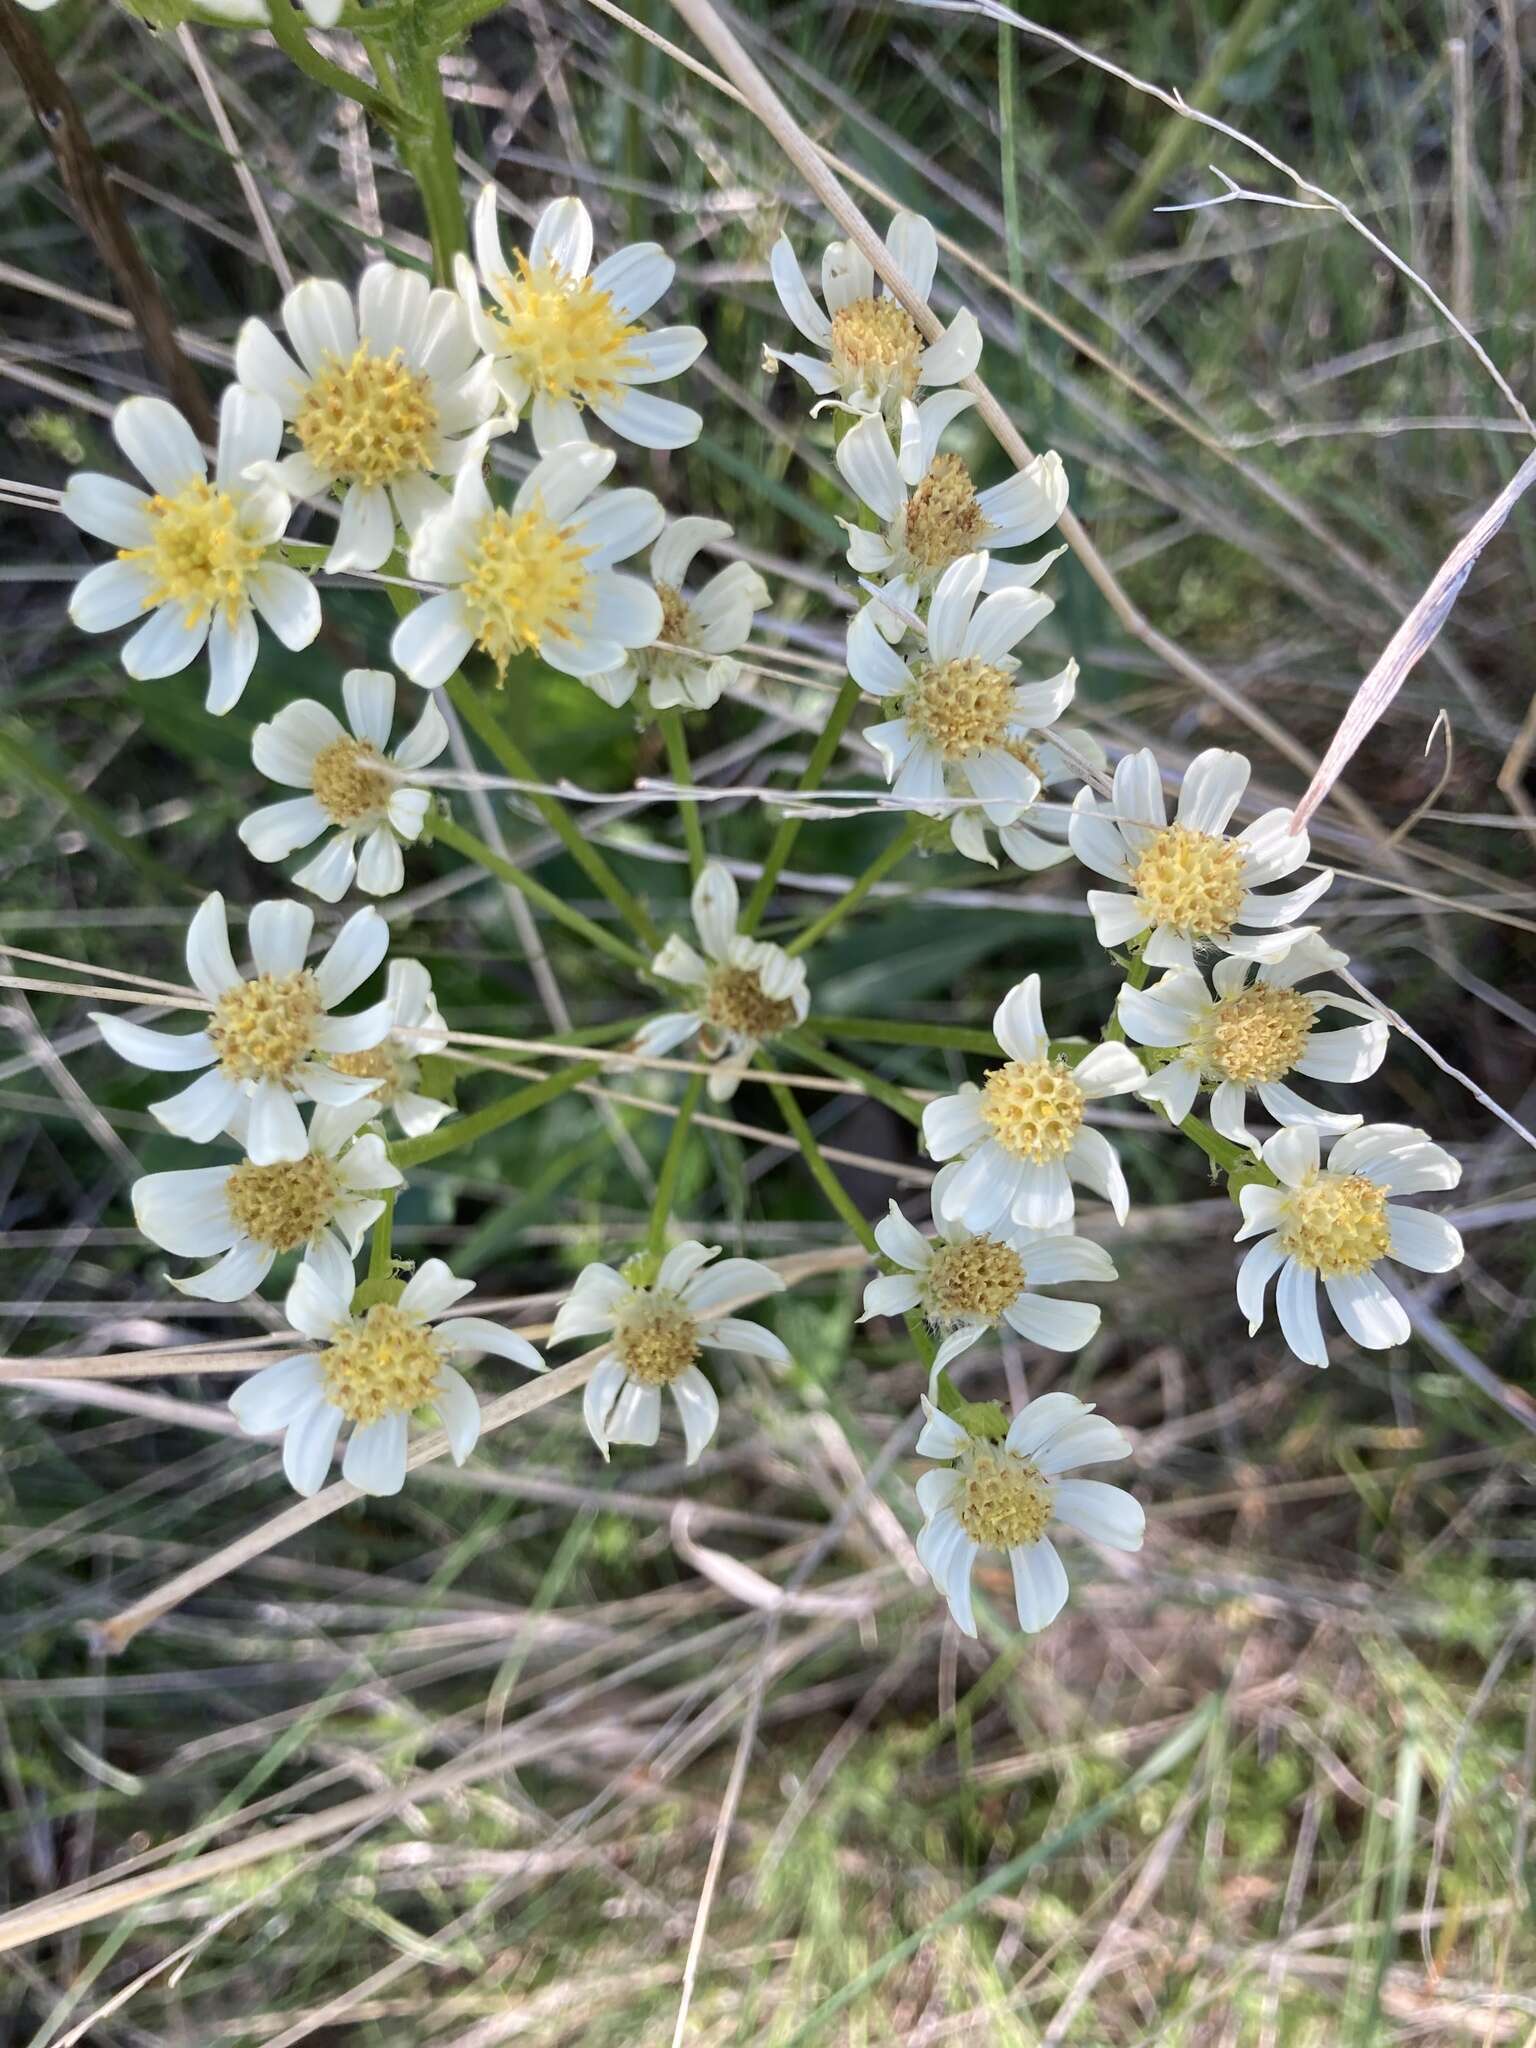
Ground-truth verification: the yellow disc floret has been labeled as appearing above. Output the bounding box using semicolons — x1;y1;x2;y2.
293;345;439;488
331;1042;405;1100
612;1290;700;1387
979;1058;1085;1163
957;1446;1054;1548
1278;1172;1391;1278
458;504;592;672
902;656;1015;759
1197;985;1318;1087
318;1303;444;1425
119;479;264;628
209;971;321;1084
311;736;392;826
489;256;643;403
925;1236;1027;1321
1130;823;1248;940
653;580;691;649
703;966;797;1042
225;1152;339;1252
829;296;923;405
903;453;990;577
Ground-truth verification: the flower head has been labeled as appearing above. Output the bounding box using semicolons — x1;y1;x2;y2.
915;1392;1143;1636
585;517;770;711
766;212;980;435
631;863;810;1101
862;1161;1117;1384
91;892;392;1165
229;1245;544;1496
1069;748;1334;970
393;442;663;687
62;391;316;712
550;1241;788;1463
326;959;453;1140
1117;932;1389;1152
458;188;705;453
240;668;447;900
132;1099;401;1302
921;973;1145;1232
1235;1123;1462;1366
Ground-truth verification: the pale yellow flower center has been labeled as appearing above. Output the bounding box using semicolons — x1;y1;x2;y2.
331;1041;405;1101
703;965;796;1042
118;479;263;627
319;1303;444;1425
209;970;320;1084
653;580;691;649
957;1447;1054;1548
829;296;923;400
1277;1172;1391;1278
925;1236;1026;1320
612;1291;700;1387
1130;823;1248;940
311;736;392;826
903;453;990;576
293;345;439;488
902;656;1014;759
1195;985;1318;1086
489;256;643;403
459;504;592;673
225;1153;339;1252
979;1058;1084;1163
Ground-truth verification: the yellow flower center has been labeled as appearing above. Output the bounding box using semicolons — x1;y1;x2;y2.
829;296;923;403
903;453;990;577
488;255;643;403
1130;823;1248;940
318;1303;444;1426
311;736;392;826
1277;1172;1391;1279
957;1447;1054;1548
1195;985;1318;1086
330;1041;405;1100
703;965;797;1042
118;479;264;628
1006;735;1043;777
902;656;1014;759
979;1058;1085;1164
612;1291;700;1387
925;1236;1027;1321
653;580;691;649
209;971;320;1084
224;1152;339;1252
458;503;592;673
293;344;440;488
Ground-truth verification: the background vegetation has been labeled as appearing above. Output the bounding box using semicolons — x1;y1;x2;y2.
2;0;1534;2041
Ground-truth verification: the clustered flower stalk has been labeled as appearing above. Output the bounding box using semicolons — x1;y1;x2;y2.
53;6;1464;1643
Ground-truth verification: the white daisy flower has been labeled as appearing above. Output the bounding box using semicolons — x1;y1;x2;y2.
457;187;706;454
850;552;1076;818
1235;1123;1462;1367
584;517;770;711
392;441;663;688
1069;747;1334;971
131;1098;401;1302
1117;932;1390;1152
766;211;981;433
325;958;453;1140
921;972;1146;1233
239;668;448;901
235;262;495;574
915;1392;1143;1637
631;863;810;1102
836;406;1067;643
549;1241;789;1464
228;1245;545;1497
946;723;1104;871
862;1161;1117;1384
90;892;391;1166
61;390;316;713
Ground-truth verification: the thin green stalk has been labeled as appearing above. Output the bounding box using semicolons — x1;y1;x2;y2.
741;676;860;933
392;29;468;281
0;725;196;902
368;1191;396;1284
786;818;918;957
265;0;402;129
767;1078;877;1255
659;708;707;881
997;20;1027;326
431;814;650;975
648;1070;705;1256
392;1059;603;1170
782;1032;924;1128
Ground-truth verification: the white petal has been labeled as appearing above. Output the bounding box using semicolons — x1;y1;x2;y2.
69;559;154;633
122;602;207;680
398;1258;475;1319
293;833;358;904
589;387;702;451
114;395;203;495
229;1354;325;1433
61;473;152;548
342;1413;410;1495
436;1316;544;1372
283;1399;343;1495
691;862;739;960
529;194;593;277
1386;1205;1463;1274
391;592;476;690
962;587;1052;665
1073;1041;1146;1100
355;825;405;896
606;1380;662;1447
917;308;982;387
1065;1127;1129;1224
247;567;321;652
1005;1390;1092;1460
132;1166;235;1255
582;1354;627;1458
921;1089;989;1162
248;897;314;977
861;1272;924;1320
1325;1269;1409;1350
1276;1257;1328;1367
246;1079;309;1165
883;211;938;301
699;1316;790;1363
671;1367;720;1465
1003;1294;1100;1351
835;411;904;521
150;1067;242;1143
872;1201;932;1271
92;1012;215;1072
283;277;358;378
992;974;1047;1064
433;1365;482;1465
1236;1232;1285;1334
1050;1480;1145;1551
314;905;388;1007
325;484;395;575
1175;749;1249;834
926;551;987;664
1010;1537;1070;1631
205;607;260;715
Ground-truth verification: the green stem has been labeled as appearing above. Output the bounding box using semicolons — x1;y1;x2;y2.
786;818;918;957
767;1078;877;1255
741;677;860;933
392;1059;603;1170
806;1014;1006;1056
648;1070;704;1256
659;708;707;881
782;1032;924;1128
997;19;1027;330
265;0;403;130
431;814;650;975
368;1191;396;1284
